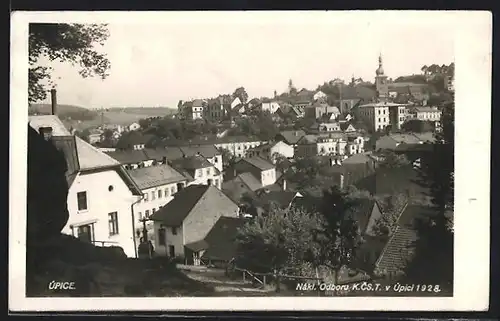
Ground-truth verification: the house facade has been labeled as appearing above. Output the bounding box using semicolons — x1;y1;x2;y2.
127;164;189;229
313;90;327;101
149;185;240;261
231;157;277;187
29;115;143;258
246;141;294;161
406;106;442;122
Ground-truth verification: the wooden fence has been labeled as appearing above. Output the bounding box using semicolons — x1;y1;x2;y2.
233;266;324;293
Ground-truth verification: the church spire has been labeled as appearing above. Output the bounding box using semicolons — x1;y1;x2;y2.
376;53;385;76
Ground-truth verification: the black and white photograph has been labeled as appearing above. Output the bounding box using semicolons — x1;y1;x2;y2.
9;11;491;311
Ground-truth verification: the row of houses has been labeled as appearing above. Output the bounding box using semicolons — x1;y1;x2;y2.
30;113;304;265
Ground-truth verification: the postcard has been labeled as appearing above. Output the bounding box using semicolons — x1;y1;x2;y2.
9;10;491;312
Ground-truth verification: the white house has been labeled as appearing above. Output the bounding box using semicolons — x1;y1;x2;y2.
29;115;143;258
127;163;189;239
170;155;223;189
231;157;277;187
246;140;295;161
261;101;281;114
313;90;327;101
128;122;141;131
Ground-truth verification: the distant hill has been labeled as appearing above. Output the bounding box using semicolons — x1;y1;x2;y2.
29;104;177;130
29;104;99;121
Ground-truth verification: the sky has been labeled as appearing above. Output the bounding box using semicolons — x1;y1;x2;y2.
37;12;455;109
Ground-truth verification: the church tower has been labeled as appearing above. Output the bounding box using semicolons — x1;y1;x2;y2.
375;54;389;101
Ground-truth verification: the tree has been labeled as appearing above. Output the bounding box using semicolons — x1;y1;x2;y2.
232;87;249;104
235;206;323;276
401;119;435;133
218;147;235;169
372;193;408;237
314;186;361;284
378;150;411;168
29;23;111;103
405;102;454;291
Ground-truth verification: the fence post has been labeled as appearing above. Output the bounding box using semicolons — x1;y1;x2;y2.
263;275;266;286
242;270;246;283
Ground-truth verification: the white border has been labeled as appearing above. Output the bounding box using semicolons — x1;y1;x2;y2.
9;11;492;312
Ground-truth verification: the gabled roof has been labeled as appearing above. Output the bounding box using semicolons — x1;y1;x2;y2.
236;172;263;191
127;164;187;190
339;122;355;131
143;148;182;161
149;185;210;225
179;145;220;158
238;156;275;171
106;150;149;164
29;115;72;136
343;153;374;165
29;115;120;171
201;216;248;261
169;155;219;178
256;190;299;209
277;130;306;144
374;205;436;273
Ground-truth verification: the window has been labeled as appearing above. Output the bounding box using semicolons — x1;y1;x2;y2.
138;212;143;220
158;189;162;198
145;210;150;218
206;168;211;176
108;212;119;236
77;191;88;211
171;186;176;195
151;191;156;200
158;226;166;246
108;185;114;192
215;179;219;187
165;188;170;197
144;193;149;202
197;170;202;178
378;110;381;115
378;118;381;123
172;227;178;235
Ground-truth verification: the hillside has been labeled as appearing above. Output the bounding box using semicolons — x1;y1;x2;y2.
29;104;177;130
29;104;99;121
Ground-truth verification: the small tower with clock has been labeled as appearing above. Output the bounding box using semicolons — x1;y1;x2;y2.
375;54;389;101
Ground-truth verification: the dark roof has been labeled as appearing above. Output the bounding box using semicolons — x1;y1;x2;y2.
143;148;177;161
374;205;436;273
277;130;306;144
221;179;255;204
239;157;275;171
149;185;209;225
201;217;248;261
170;154;215;171
106;150;149;164
256;191;299;209
339;122;355;131
185;239;209;252
51;136;80;186
179;145;220;158
127;164;187;189
355;166;428;197
237;172;263;191
115;132;154;149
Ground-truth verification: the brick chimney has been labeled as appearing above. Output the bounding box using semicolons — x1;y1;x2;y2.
50;88;57;116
